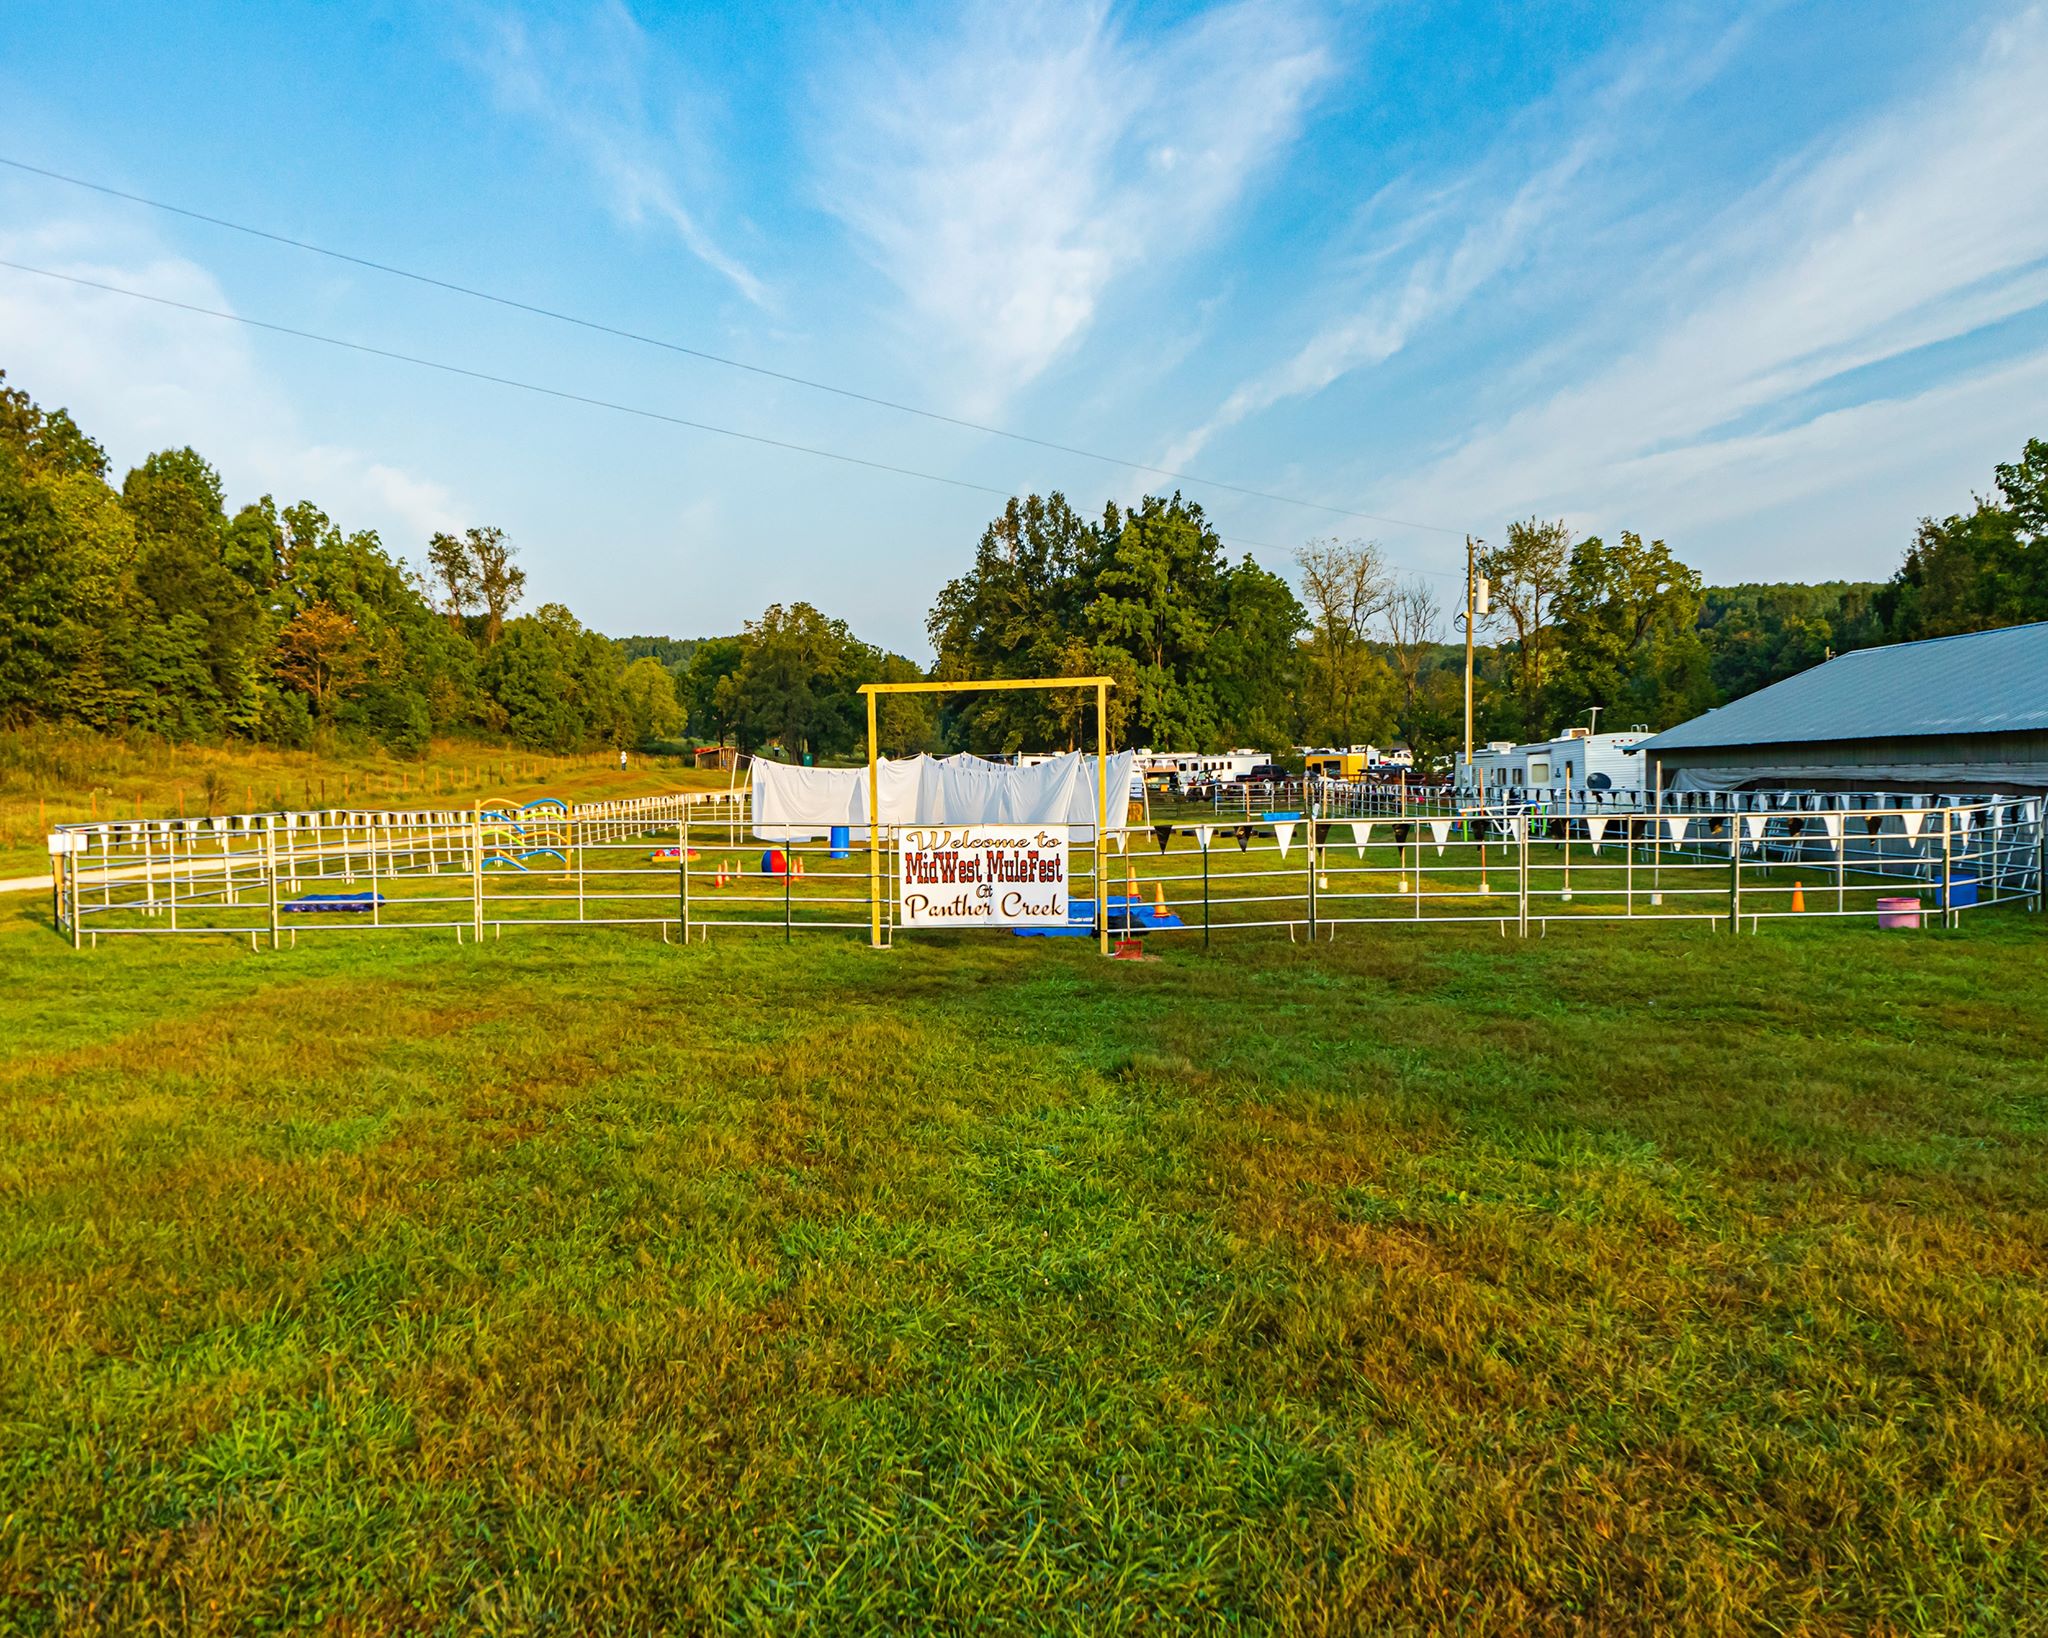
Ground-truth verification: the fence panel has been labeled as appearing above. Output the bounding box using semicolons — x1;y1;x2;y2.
48;790;2041;948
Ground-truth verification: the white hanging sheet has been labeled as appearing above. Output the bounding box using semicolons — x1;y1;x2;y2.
750;750;1135;841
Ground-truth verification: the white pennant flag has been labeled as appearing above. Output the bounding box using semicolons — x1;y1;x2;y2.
1664;816;1689;844
1115;829;1129;854
1820;812;1842;845
1350;820;1372;856
1900;810;1925;842
1586;816;1609;847
1428;818;1452;855
1507;814;1525;844
1742;813;1768;840
1274;821;1295;860
1953;807;1971;835
1194;825;1213;852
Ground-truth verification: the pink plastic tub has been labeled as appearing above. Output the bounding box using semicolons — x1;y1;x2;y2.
1876;896;1923;930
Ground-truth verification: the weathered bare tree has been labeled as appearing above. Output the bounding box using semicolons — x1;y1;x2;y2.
1380;575;1442;711
1295;537;1392;744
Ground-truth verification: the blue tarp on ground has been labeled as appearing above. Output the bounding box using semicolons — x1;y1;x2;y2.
280;891;386;914
1013;894;1185;937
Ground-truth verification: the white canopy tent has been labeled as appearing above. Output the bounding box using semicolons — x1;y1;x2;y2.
751;750;1137;841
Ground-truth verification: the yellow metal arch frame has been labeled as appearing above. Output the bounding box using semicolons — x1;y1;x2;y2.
857;676;1116;955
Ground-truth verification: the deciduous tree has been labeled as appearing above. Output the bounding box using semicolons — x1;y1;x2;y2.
1480;518;1570;736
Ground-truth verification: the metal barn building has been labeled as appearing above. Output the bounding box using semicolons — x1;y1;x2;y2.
1639;621;2048;794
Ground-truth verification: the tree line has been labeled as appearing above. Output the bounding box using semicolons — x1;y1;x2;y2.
670;435;2044;764
0;368;697;756
3;363;2041;764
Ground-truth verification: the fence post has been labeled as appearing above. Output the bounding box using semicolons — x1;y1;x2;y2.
265;820;280;951
69;843;81;950
1202;837;1210;949
1941;809;1955;929
1729;827;1741;934
680;815;690;941
472;803;484;941
1306;794;1318;944
1518;814;1530;936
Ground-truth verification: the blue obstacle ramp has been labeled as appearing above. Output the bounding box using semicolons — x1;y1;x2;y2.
1013;894;1185;937
280;891;387;914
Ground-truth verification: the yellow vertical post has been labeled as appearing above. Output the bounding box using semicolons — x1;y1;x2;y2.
867;688;883;949
1096;680;1109;957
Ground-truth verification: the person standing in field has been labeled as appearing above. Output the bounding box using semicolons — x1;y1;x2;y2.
619;748;628;771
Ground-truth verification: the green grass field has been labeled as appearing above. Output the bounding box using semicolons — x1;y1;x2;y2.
3;881;2045;1632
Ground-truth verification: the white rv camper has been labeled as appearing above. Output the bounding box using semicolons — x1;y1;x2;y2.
1456;729;1649;808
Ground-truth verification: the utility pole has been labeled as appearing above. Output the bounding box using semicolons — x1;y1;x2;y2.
1462;536;1486;789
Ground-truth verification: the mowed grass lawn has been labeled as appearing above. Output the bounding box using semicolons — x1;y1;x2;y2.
2;900;2045;1633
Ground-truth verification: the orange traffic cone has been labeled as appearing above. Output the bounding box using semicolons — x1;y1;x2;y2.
714;860;727;889
1153;883;1167;916
1126;869;1138;905
793;854;805;880
1790;880;1805;913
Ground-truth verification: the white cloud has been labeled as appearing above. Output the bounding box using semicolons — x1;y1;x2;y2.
470;1;768;307
814;0;1331;407
1157;10;1759;472
1368;5;2048;547
0;213;468;552
1158;138;1598;470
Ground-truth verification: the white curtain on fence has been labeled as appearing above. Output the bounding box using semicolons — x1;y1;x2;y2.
751;750;1136;841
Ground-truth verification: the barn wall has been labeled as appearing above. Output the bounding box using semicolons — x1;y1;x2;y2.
1653;731;2048;793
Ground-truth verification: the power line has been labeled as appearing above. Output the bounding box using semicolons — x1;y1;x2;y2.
0;259;1463;582
0;152;1470;540
1;259;1008;498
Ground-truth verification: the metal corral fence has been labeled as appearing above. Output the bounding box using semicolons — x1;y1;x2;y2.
48;788;2044;948
50;790;749;949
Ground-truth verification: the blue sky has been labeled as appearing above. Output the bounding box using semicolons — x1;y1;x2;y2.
4;1;2046;658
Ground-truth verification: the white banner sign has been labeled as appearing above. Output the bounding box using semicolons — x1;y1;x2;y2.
898;825;1069;927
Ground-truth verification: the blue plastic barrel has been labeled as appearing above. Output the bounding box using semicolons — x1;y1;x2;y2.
829;825;851;859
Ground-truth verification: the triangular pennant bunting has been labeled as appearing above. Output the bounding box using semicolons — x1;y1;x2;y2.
1587;816;1609;847
1194;825;1213;852
1274;822;1295;860
1153;824;1174;854
1900;810;1925;842
1664;816;1688;844
1350;820;1372;856
1820;812;1842;845
1741;813;1768;841
1428;818;1452;855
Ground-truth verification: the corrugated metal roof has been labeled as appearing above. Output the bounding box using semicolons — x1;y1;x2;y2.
1641;620;2048;752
